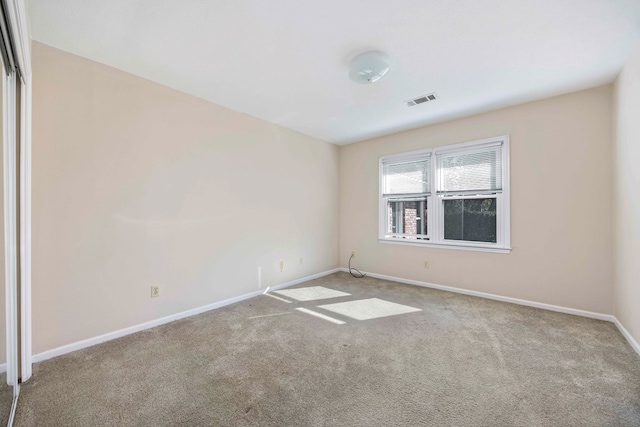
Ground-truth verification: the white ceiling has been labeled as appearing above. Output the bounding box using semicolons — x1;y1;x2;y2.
27;0;640;145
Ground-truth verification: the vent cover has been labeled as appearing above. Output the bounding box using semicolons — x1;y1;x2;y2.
406;93;438;107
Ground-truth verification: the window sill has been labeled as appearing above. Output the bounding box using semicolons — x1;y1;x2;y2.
378;238;512;254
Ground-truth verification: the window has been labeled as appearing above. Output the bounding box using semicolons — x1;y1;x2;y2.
379;136;510;253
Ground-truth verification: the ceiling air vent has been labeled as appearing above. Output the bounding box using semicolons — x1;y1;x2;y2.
406;93;438;107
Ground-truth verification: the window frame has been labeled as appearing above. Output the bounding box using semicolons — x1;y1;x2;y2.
386;197;429;240
378;135;511;254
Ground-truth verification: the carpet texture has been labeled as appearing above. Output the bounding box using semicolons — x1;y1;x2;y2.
14;273;640;426
0;373;12;426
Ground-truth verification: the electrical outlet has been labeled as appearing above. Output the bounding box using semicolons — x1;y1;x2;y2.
351;251;355;258
151;286;160;298
423;261;429;269
279;261;284;271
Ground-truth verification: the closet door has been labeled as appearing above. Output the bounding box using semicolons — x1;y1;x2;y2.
0;0;30;424
0;40;12;427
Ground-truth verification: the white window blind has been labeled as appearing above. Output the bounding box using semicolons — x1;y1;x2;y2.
436;145;502;195
383;156;430;196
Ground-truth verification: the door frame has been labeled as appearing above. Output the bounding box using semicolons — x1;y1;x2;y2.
2;0;31;388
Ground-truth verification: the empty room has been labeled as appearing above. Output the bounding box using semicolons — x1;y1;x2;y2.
0;0;637;426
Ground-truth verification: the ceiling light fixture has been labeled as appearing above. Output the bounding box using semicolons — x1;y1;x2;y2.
348;51;391;84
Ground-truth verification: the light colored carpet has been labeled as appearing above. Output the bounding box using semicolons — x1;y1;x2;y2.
0;373;12;426
14;273;640;426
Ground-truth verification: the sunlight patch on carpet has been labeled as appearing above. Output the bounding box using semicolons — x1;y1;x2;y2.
275;286;350;301
264;293;293;303
248;312;292;319
295;307;345;325
318;298;421;320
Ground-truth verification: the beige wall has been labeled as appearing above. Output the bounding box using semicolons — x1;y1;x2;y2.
31;39;623;356
31;42;339;354
340;86;613;314
613;46;640;344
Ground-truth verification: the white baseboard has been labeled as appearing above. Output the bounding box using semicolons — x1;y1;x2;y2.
339;268;640;355
32;268;340;364
613;317;640;356
0;362;6;374
29;267;640;365
339;268;614;321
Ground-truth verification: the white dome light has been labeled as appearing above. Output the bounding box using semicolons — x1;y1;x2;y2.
348;51;391;84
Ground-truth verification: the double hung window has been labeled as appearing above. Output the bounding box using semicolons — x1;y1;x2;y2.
379;136;510;253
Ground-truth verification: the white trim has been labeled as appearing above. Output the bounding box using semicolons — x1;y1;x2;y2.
4;0;31;77
613;317;640;356
379;135;510;252
379;238;512;254
501;135;511;247
32;268;340;364
7;384;18;426
8;0;32;383
378;135;507;162
3;71;18;387
339;268;613;321
27;268;640;368
0;362;6;373
435;136;506;153
18;72;31;381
